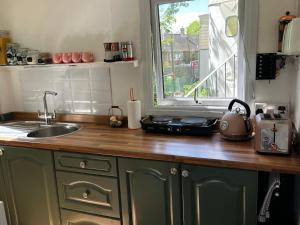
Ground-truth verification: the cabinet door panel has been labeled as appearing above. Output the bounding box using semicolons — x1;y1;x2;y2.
61;209;121;225
182;165;257;225
1;147;60;225
57;171;120;218
54;152;117;177
0;158;10;225
119;158;181;225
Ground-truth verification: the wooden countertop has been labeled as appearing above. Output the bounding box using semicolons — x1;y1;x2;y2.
0;121;300;174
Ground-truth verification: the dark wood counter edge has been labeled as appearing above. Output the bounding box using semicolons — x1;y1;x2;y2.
1;112;300;174
0;139;299;174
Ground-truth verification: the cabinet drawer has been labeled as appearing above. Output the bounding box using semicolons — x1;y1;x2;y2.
54;152;117;177
61;209;121;225
56;171;120;218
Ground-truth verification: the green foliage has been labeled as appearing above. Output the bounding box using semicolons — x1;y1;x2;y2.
186;20;201;35
160;2;189;33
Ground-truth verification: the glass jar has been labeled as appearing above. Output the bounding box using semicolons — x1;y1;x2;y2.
26;50;40;65
16;48;29;65
6;43;19;65
0;31;10;65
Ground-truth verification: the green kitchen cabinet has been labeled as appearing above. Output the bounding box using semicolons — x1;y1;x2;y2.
119;158;258;225
0;149;10;225
182;165;258;225
0;146;61;225
118;158;182;225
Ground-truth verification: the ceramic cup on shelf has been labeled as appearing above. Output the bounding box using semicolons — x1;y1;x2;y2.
62;52;72;63
52;53;62;64
82;52;94;63
72;52;82;63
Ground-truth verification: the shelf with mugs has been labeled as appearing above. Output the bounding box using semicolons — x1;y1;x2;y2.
0;59;139;71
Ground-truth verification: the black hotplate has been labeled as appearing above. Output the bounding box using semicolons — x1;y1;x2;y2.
140;116;218;135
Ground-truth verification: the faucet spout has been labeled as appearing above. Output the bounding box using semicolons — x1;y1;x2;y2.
38;91;58;125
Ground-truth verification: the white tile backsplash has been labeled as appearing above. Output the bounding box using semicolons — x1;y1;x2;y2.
17;65;112;115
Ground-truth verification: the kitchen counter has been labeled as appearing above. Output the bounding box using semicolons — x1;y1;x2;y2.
0;117;300;174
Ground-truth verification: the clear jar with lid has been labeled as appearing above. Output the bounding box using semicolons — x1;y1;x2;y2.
26;50;40;65
17;48;29;65
6;43;19;65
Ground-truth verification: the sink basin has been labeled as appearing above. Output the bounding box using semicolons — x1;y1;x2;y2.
27;124;80;138
0;121;81;138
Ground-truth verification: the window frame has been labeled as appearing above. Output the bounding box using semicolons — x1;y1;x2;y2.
140;0;258;116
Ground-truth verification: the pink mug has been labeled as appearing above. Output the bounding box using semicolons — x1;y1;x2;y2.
82;52;94;63
62;52;72;63
72;52;82;63
52;53;62;64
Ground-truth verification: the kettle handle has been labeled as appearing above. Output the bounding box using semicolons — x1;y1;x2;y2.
228;99;251;118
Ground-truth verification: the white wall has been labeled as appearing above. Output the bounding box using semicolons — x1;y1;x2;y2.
0;0;143;115
0;0;299;116
256;0;298;104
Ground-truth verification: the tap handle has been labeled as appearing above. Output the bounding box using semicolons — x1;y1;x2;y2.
44;91;58;96
37;110;42;118
52;110;56;119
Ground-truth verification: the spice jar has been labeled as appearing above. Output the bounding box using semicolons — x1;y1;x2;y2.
104;42;113;62
111;42;121;61
26;50;40;65
6;43;19;65
16;48;29;65
121;41;134;61
0;30;10;65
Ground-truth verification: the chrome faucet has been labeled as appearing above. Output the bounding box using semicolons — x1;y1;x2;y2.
38;91;58;125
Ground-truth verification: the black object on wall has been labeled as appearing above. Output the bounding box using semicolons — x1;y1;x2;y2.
256;53;277;80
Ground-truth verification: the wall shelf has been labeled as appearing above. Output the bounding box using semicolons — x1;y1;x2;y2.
0;60;139;71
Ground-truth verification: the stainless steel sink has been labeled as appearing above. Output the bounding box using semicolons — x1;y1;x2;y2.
27;124;80;138
0;121;80;138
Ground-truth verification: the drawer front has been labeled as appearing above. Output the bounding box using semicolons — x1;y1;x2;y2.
57;171;120;218
61;209;121;225
54;152;117;177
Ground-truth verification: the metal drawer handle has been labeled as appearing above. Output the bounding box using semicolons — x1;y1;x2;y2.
182;170;190;178
79;160;87;169
82;190;90;199
170;168;178;175
0;148;4;156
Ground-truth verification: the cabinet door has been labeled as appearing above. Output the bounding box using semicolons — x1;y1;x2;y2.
119;158;181;225
56;171;120;218
61;209;121;225
0;148;10;225
0;147;60;225
182;165;258;225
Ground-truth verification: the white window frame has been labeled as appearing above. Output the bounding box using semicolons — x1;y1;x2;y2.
140;0;258;116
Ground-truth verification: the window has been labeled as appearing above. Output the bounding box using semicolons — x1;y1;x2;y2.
141;0;258;115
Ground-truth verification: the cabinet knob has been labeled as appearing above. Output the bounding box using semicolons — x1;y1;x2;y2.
182;170;190;178
170;168;178;175
0;148;4;156
82;190;90;199
79;161;87;169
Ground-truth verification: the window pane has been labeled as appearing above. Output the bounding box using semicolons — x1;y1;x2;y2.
156;0;239;102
